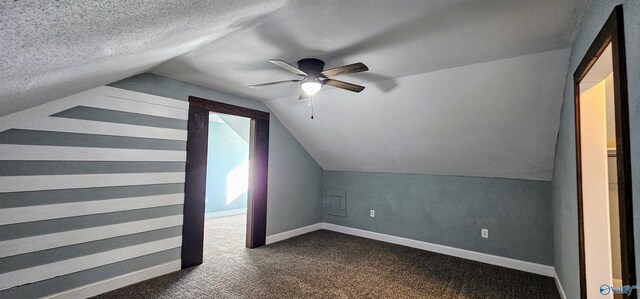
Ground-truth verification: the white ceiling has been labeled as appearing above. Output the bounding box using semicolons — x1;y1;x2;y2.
581;44;613;85
151;0;583;102
268;49;569;180
213;113;251;143
2;0;587;180
580;44;615;149
0;0;288;116
150;0;584;180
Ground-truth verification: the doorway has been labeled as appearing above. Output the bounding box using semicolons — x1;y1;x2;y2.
205;112;250;219
204;112;250;244
182;96;270;269
574;5;634;299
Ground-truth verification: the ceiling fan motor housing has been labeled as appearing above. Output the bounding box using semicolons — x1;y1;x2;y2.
297;58;325;79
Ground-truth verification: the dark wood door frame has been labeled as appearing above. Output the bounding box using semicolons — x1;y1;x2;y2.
573;5;634;298
181;96;270;269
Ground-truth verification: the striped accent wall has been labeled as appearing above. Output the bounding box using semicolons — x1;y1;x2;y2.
0;86;187;298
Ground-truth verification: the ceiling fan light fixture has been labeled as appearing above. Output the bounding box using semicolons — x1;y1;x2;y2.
301;81;322;96
251;58;367;99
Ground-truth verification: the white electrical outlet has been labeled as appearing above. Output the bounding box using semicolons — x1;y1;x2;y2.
481;228;489;238
370;210;375;217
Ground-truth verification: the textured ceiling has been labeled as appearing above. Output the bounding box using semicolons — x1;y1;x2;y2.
149;0;583;180
2;0;586;180
151;0;583;102
0;0;288;116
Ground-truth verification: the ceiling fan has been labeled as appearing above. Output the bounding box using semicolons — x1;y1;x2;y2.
250;58;369;99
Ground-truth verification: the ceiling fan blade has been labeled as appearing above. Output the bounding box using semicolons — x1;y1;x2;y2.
249;79;301;88
268;59;307;76
323;79;365;93
321;62;368;77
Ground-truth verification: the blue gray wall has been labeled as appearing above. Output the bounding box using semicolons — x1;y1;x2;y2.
323;171;554;265
205;120;248;213
551;2;640;298
111;73;324;234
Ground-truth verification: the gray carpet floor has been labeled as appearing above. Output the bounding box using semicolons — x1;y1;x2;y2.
95;215;560;298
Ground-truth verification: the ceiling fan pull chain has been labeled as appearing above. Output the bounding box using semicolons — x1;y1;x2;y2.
310;96;314;119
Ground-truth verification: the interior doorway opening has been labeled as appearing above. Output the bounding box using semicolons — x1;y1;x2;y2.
578;43;621;297
204;112;251;243
574;6;634;299
182;97;270;269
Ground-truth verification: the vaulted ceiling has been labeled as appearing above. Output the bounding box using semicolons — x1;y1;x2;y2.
1;0;587;180
0;0;288;115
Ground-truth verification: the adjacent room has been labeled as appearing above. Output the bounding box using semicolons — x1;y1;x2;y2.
1;1;639;298
205;112;250;242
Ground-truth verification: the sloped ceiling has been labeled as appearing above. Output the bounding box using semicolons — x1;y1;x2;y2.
0;0;288;115
2;0;586;180
268;49;569;180
151;0;584;181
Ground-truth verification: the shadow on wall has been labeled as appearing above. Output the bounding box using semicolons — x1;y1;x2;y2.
205;113;250;214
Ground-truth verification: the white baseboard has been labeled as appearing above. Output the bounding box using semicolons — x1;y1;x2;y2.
46;260;181;299
205;208;246;219
265;223;323;245
553;270;567;299
43;223;563;298
321;223;556;277
276;223;566;296
266;222;555;277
